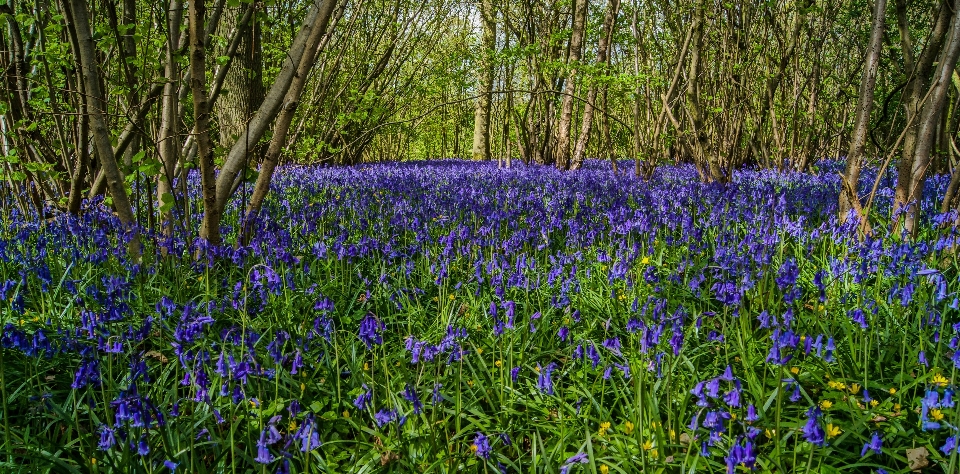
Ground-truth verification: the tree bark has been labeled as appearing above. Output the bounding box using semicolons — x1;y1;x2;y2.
901;3;960;233
213;0;325;230
570;0;620;171
839;0;886;222
157;1;183;236
190;0;222;245
64;0;140;255
242;0;337;242
894;0;954;230
555;0;588;170
215;3;265;150
471;0;495;161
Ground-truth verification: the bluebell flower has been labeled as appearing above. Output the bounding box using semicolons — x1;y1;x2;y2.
375;408;399;427
861;431;882;456
473;432;491;459
802;407;825;446
559;452;588;474
359;313;384;349
403;385;422;414
537;363;557;395
354;384;372;410
137;436;150;456
97;425;116;451
254;430;273;464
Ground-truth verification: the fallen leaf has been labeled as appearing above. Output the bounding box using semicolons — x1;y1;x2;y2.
907;446;929;471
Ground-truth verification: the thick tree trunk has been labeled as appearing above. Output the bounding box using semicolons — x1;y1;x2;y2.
215;4;265;150
555;0;588;170
213;1;325;230
65;0;140;255
570;0;620;171
839;0;886;222
242;0;337;242
471;0;495;161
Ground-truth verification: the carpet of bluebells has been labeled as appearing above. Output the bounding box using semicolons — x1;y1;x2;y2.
2;160;960;473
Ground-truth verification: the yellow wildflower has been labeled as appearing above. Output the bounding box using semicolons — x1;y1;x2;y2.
849;383;861;394
870;400;879;408
826;424;842;438
888;387;897;395
343;410;350;418
495;359;502;368
623;421;635;435
598;421;611;437
819;400;833;410
642;439;654;450
790;367;800;375
931;409;945;421
641;256;651;265
932;373;950;387
894;403;902;412
448;294;455;301
828;381;846;391
600;465;609;474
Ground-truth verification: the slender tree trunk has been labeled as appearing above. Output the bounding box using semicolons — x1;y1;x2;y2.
157;1;183;236
839;0;886;222
894;0;954;229
555;0;588;170
65;0;140;255
471;0;495;161
213;1;325;230
685;6;718;182
190;0;222;245
571;0;620;171
902;4;960;234
242;0;337;242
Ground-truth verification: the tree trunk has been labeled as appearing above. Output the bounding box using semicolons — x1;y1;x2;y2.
894;0;954;229
242;0;337;242
215;4;265;150
213;1;325;230
570;0;620;171
64;0;140;255
157;1;183;236
471;0;495;161
839;0;886;222
554;0;588;170
190;0;222;245
901;3;960;234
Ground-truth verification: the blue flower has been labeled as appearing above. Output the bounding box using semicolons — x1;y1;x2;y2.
802;407;825;446
254;430;274;464
473;432;492;459
353;384;372;410
861;431;882;457
537;363;557;395
559;452;588;474
359;313;384;349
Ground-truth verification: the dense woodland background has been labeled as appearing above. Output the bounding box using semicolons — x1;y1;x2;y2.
2;0;960;245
